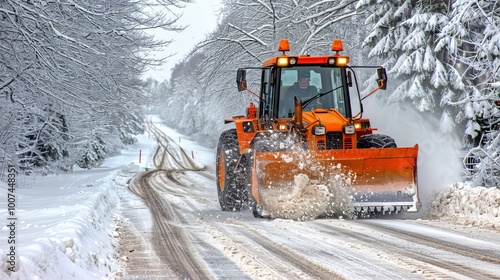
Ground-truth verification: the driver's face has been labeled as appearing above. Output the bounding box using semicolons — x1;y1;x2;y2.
298;77;310;89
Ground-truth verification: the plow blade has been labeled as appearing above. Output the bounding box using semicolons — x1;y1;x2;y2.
252;146;420;214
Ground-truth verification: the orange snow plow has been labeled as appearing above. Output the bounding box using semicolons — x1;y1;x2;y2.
215;38;421;218
252;146;419;214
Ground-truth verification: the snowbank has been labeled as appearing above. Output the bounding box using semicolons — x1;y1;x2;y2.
0;164;136;279
0;160;146;279
428;182;500;230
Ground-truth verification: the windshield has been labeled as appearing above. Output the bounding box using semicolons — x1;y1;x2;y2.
278;66;346;118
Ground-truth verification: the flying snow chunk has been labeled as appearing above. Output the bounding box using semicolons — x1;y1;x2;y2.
259;174;330;220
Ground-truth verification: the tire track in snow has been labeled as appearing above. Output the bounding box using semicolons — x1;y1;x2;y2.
129;170;209;279
124;117;210;279
227;219;423;279
145;117;203;171
314;221;500;279
360;220;500;265
231;220;346;279
116;197;175;279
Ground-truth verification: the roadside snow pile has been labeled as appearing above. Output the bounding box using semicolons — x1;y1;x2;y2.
429;182;500;230
0;163;143;279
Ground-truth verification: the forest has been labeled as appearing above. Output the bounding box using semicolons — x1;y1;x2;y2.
1;0;498;187
0;0;187;172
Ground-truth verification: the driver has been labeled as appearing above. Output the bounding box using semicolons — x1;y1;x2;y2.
281;69;318;117
287;69;318;97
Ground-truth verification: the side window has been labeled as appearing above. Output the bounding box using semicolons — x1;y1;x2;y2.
330;69;347;116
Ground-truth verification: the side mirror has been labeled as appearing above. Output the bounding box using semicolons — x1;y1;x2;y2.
236;69;247;92
377;67;387;90
495;100;500;108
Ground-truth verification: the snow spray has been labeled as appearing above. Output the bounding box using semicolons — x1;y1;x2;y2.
363;97;463;216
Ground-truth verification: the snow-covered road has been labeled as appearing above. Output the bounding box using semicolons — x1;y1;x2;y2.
2;115;497;279
116;116;500;279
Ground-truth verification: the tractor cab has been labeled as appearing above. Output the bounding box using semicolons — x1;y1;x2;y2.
237;39;387;122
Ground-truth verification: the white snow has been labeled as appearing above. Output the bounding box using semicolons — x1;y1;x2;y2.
428;182;500;230
258;150;354;220
259;174;332;220
1;115;499;278
0;131;154;279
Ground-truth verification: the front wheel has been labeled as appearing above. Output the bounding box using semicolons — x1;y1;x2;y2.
252;202;264;218
357;134;397;148
216;129;248;211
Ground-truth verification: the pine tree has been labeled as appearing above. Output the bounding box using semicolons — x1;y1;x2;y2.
359;0;500;186
439;0;500;187
439;0;500;146
358;0;459;132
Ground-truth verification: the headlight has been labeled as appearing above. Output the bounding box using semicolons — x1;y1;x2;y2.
277;57;289;67
278;123;287;132
343;125;355;135
313;126;326;135
336;57;349;66
327;56;350;66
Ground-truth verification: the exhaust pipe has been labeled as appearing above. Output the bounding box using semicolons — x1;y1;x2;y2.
294;96;303;129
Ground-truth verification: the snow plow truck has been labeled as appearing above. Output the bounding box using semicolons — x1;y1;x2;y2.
216;39;420;218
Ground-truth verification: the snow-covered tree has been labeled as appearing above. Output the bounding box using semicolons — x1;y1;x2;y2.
438;0;500;146
358;0;500;186
438;0;500;187
0;0;188;176
357;0;461;132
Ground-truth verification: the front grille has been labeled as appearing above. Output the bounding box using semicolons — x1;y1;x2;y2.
326;132;343;149
317;140;325;150
344;137;353;149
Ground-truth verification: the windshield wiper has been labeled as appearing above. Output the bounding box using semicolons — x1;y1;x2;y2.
302;85;344;108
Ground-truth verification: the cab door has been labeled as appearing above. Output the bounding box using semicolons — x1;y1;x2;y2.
259;67;279;119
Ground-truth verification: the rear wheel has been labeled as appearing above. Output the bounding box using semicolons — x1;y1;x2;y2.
357;134;397;148
216;129;249;211
252;203;264;218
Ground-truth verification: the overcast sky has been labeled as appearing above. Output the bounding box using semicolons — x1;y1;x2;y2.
143;0;221;82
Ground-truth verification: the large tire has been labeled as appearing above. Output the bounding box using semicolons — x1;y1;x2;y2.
216;129;249;211
252;203;264;218
357;134;397;148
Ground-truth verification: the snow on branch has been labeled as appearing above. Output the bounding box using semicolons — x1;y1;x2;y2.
227;23;268;47
49;22;105;55
292;0;357;24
